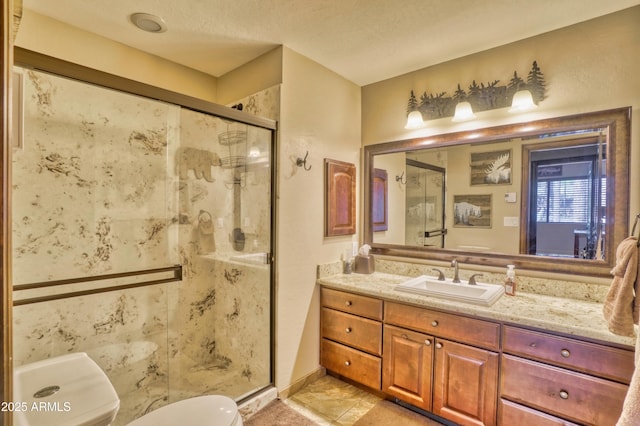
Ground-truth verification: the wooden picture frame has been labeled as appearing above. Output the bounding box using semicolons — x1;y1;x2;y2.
325;158;356;236
372;168;388;231
470;149;512;185
453;194;492;228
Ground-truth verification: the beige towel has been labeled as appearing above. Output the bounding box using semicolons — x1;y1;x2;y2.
605;237;640;425
617;333;640;425
603;236;640;337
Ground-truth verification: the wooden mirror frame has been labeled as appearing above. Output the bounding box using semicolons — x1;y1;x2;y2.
363;107;631;277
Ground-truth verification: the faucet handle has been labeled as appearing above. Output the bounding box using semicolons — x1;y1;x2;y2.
432;268;446;281
468;273;483;285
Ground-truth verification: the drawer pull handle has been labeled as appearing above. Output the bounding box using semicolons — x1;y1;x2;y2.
345;361;351;367
559;390;569;400
345;301;353;307
425;339;431;346
435;342;443;349
345;327;352;333
431;320;439;327
560;349;570;358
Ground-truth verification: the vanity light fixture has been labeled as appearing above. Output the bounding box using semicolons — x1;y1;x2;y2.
509;90;538;113
130;13;168;33
452;101;476;122
405;110;425;129
405;90;425;129
404;61;546;127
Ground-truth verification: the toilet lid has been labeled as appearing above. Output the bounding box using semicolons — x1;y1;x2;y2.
127;395;239;426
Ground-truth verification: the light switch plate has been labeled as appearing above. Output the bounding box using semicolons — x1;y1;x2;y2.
504;216;519;227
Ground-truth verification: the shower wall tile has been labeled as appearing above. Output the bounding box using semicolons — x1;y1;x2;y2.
12;68;277;425
12;69;180;284
13;285;170;426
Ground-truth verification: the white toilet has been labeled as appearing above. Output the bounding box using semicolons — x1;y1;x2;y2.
127;395;242;426
13;352;243;426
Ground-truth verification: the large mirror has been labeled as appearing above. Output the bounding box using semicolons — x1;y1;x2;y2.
363;108;631;277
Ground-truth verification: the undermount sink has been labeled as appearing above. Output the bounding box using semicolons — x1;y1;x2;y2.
395;275;505;306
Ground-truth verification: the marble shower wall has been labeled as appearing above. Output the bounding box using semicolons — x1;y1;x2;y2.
11;68;274;425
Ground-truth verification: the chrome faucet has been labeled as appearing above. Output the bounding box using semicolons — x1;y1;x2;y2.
451;259;460;283
468;273;484;285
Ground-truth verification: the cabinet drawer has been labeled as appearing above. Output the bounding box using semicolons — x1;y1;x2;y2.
499;399;580;426
321;288;383;320
501;354;628;426
385;302;500;350
321;339;382;390
503;325;634;383
321;308;382;355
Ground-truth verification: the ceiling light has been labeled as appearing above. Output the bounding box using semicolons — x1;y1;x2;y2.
130;13;167;33
452;101;476;122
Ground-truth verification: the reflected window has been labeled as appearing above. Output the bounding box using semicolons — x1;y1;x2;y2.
528;145;605;259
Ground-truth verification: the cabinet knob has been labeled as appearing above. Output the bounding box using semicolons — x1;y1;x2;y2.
345;301;352;307
560;349;570;358
435;342;443;349
344;361;351;367
559;390;569;400
431;320;439;327
401;334;409;340
424;339;431;346
345;327;352;333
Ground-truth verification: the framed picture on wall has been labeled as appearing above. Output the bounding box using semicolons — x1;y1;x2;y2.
453;194;492;228
470;149;512;185
325;158;356;236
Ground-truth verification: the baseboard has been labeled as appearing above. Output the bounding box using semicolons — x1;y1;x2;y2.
238;386;279;420
278;366;326;399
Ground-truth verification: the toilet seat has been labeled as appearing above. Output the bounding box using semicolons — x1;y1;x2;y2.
127;395;242;426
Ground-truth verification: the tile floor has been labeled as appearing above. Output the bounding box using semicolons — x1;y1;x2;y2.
283;375;383;425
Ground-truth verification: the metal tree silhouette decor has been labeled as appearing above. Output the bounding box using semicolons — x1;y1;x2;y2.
406;61;546;120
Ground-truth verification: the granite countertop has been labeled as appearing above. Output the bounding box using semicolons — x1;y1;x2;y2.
317;271;636;349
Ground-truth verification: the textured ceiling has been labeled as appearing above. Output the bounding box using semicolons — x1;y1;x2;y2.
23;0;640;86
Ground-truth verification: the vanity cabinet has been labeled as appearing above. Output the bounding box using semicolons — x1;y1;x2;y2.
500;325;634;426
434;338;499;426
320;288;383;390
385;302;500;426
382;324;433;411
319;286;634;426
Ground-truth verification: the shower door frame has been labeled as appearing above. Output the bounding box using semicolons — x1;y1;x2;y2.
11;46;278;402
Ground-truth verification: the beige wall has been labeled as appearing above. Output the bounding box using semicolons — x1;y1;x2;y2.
15;10;219;102
276;47;361;390
217;47;283;105
362;6;640;279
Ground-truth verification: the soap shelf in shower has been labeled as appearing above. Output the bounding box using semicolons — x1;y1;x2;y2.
218;130;247;146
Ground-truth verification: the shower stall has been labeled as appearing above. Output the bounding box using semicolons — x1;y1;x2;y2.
10;56;275;425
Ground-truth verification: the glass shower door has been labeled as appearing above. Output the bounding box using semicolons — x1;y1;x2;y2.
405;159;446;247
170;109;273;402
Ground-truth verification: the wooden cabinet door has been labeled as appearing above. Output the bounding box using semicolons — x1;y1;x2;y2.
382;324;434;411
433;338;499;426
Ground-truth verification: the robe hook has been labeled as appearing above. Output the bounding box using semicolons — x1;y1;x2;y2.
296;151;312;171
396;171;406;184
